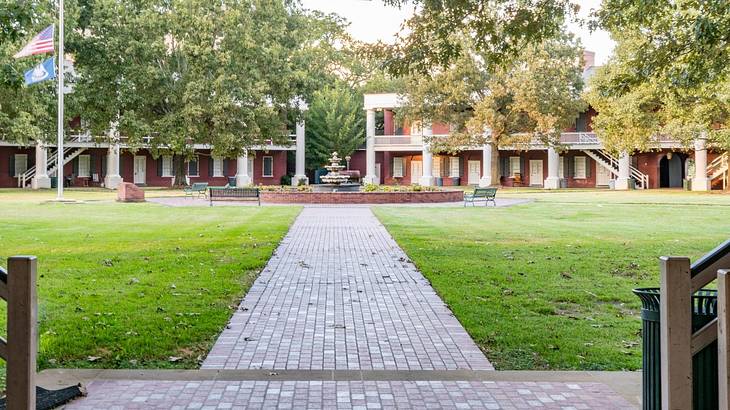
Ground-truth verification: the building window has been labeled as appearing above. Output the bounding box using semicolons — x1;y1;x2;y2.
188;157;199;176
78;155;91;177
262;156;273;177
162;156;173;177
449;157;460;177
509;156;521;177
574;156;587;179
393;157;404;178
558;156;564;179
14;154;28;177
432;156;442;177
213;157;224;177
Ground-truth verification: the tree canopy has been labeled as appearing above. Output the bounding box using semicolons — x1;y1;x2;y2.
399;34;585;184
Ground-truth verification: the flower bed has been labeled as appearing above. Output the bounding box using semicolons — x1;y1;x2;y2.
260;189;463;204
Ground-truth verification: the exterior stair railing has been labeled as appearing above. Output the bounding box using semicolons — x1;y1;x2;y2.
707;152;729;190
18;147;86;188
660;240;730;409
582;149;650;189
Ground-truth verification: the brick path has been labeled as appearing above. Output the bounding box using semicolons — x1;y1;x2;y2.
202;207;492;371
64;207;638;408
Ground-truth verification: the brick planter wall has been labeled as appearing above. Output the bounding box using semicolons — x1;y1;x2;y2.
260;190;463;204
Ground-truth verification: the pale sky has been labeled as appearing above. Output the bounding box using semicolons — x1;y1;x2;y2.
300;0;615;65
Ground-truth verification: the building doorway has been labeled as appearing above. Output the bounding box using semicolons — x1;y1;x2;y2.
659;153;684;188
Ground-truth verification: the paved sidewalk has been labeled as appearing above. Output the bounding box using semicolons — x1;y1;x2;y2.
202;207;492;371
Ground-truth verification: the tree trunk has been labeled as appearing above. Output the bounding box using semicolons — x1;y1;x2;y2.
174;157;186;187
490;141;501;186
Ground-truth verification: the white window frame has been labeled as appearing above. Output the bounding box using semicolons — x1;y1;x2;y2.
212;157;224;177
509;156;521;177
78;154;91;178
393;157;404;178
449;157;460;177
432;156;442;177
188;156;199;177
262;156;273;177
14;154;28;177
574;156;587;179
558;156;564;179
162;155;173;177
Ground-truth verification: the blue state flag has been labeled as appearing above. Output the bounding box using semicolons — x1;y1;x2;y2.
24;57;56;86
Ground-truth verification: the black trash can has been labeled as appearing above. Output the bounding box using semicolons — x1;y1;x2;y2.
50;177;57;188
633;288;718;410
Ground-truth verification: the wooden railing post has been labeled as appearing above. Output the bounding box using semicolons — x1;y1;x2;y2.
660;256;693;410
719;270;730;410
6;256;37;410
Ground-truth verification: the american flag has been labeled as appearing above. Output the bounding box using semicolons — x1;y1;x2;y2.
14;25;55;59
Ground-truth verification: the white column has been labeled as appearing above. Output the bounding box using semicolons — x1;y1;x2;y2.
363;109;378;184
544;147;561;189
419;124;435;186
614;151;631;190
292;121;308;186
31;142;51;189
479;143;493;187
236;150;252;187
692;137;711;191
104;144;123;189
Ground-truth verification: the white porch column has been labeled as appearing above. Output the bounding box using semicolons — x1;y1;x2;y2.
479;143;493;187
544;147;561;189
104;144;123;189
692;136;711;191
614;151;631;190
363;109;378;184
236;150;252;187
419;124;435;186
292;121;308;186
31;142;51;189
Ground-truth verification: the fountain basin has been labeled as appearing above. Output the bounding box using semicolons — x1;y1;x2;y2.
312;183;362;193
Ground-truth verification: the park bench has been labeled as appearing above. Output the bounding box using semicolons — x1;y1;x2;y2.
209;187;260;206
464;187;497;207
184;182;209;198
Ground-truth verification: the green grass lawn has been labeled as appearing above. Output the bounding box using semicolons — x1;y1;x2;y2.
0;191;299;377
374;190;730;371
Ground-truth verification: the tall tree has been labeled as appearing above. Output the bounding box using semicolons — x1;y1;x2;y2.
401;35;585;185
305;85;365;171
65;0;346;184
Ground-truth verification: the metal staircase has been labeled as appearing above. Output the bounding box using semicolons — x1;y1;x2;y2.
18;147;86;188
582;149;650;189
707;152;728;189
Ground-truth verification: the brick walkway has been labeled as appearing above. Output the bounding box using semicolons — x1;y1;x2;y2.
64;207;638;408
202;207;492;371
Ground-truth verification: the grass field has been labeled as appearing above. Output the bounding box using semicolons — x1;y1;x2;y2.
374;190;730;371
0;190;299;378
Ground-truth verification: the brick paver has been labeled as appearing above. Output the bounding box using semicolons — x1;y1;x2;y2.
203;207;492;371
66;379;635;409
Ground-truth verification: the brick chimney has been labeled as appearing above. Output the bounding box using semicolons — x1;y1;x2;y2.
583;50;596;70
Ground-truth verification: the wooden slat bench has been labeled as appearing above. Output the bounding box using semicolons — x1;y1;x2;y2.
209;187;260;206
184;182;209;198
464;187;497;207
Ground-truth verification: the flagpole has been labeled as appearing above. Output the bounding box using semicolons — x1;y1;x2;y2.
56;0;64;200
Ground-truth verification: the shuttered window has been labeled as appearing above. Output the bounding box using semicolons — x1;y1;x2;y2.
558;156;564;178
188;157;199;176
162;156;173;177
574;156;587;179
262;156;273;177
78;155;91;177
212;157;224;177
449;157;460;177
393;157;404;178
509;156;521;177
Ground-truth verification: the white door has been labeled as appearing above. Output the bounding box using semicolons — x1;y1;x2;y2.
133;156;146;184
596;164;613;186
411;161;423;183
468;160;480;185
529;160;543;186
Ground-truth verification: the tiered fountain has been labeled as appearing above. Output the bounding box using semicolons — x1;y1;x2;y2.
314;152;361;192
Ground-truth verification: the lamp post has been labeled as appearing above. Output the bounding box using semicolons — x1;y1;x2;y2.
345;155;351;170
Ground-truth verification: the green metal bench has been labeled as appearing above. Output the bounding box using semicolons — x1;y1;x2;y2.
464;187;497;207
209;187;260;206
184;182;209;198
